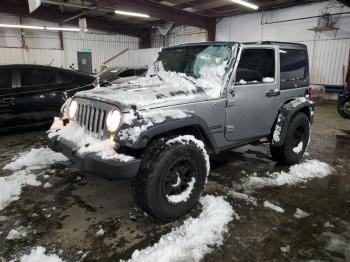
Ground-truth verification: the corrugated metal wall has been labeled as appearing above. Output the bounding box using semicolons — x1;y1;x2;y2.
120;48;160;67
0;14;141;71
300;38;350;85
216;1;350;86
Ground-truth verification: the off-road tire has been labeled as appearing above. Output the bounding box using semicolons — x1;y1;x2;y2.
270;112;310;165
337;100;350;119
132;137;207;222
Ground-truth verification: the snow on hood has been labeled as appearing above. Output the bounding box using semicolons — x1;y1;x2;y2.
76;69;225;111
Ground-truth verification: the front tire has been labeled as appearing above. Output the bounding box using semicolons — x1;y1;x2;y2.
337;99;350;119
270;113;310;165
132;136;208;222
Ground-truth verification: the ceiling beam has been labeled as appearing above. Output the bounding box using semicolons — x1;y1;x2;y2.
96;0;211;29
175;0;214;10
0;1;140;36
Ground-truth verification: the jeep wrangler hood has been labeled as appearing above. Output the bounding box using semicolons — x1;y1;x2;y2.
75;79;215;112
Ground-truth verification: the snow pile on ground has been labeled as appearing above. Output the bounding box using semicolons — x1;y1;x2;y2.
20;246;65;262
166;177;196;204
95;228;105;237
263;201;285;213
125;195;234;262
243;159;334;189
229;191;258;206
1;147;68;211
6;226;28;240
166;135;210;179
0;170;41;211
4;148;68;171
280;245;290;253
294;208;310;219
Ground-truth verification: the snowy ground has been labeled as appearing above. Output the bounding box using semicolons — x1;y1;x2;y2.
0;102;350;262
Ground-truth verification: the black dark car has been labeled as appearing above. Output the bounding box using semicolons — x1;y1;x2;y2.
0;64;96;132
97;66;148;87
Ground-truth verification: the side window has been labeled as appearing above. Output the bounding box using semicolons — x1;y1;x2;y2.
20;68;57;87
118;69;136;78
60;72;74;84
280;49;308;89
0;69;12;89
236;48;275;85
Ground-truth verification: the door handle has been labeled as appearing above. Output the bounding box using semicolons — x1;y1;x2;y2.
266;89;280;97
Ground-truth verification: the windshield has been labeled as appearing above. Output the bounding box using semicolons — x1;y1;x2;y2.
98;68;121;81
155;45;232;79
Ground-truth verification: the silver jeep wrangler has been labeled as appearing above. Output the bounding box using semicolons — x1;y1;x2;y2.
48;41;314;221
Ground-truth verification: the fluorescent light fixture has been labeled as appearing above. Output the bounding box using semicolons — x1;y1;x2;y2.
229;0;258;10
46;27;88;32
279;50;287;53
0;24;44;30
115;10;150;18
0;24;87;32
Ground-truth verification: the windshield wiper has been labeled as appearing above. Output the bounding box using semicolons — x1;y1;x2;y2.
183;75;197;85
150;73;164;82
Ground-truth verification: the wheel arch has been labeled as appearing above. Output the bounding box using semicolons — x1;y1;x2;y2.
120;116;219;155
271;98;313;147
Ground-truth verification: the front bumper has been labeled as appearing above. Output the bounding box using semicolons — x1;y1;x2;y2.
48;136;141;180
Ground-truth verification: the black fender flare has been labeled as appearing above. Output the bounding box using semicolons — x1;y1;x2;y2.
117;115;219;154
272;99;314;147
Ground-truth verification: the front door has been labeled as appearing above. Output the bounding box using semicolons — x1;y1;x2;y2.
225;45;281;142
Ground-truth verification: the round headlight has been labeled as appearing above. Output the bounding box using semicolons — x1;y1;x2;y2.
68;100;78;119
106;110;121;132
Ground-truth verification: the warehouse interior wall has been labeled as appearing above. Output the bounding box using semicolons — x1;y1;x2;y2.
216;0;350;85
0;13;143;73
151;25;207;48
0;13;206;72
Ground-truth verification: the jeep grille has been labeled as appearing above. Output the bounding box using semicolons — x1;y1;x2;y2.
74;98;115;138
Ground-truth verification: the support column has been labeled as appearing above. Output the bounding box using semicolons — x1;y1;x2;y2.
207;19;216;41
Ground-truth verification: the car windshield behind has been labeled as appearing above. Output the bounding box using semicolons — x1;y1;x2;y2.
98;68;121;81
156;45;232;79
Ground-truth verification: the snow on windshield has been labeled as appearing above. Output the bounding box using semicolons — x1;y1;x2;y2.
151;45;232;98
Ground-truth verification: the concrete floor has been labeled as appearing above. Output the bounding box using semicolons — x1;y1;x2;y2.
0;101;349;261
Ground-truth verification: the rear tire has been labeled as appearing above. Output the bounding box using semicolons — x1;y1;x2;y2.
337;100;350;119
132;136;208;222
270;113;310;165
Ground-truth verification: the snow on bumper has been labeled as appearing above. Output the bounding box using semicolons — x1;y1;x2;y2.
48;136;141;180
